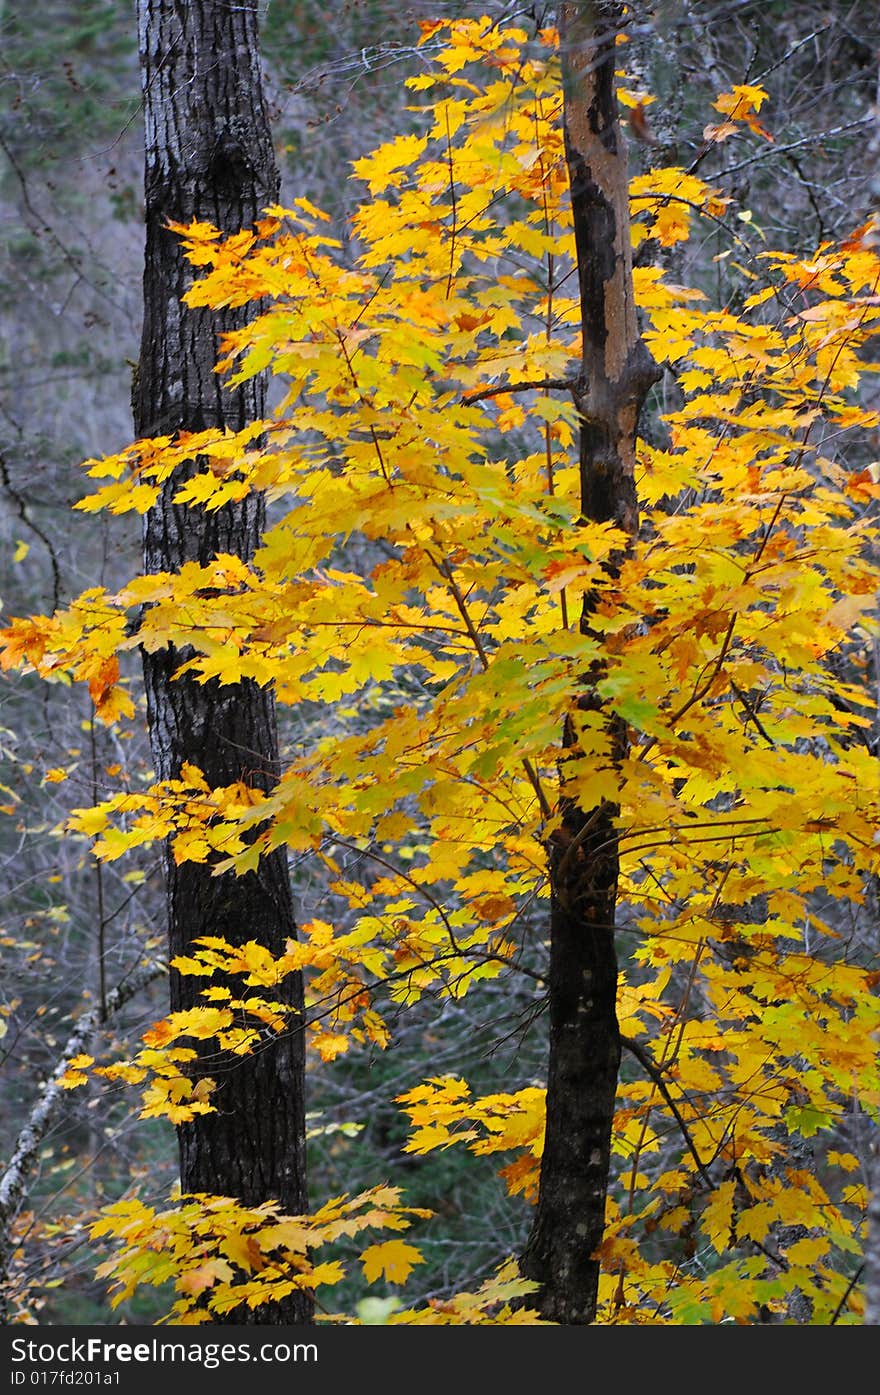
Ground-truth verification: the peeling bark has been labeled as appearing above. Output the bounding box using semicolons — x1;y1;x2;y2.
135;0;310;1325
520;0;660;1325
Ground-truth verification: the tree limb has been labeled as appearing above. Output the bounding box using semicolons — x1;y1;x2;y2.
620;1033;715;1188
0;958;165;1316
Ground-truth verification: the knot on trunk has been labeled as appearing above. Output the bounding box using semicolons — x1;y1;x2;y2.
623;336;663;407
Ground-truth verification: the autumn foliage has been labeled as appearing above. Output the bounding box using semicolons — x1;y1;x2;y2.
2;17;878;1323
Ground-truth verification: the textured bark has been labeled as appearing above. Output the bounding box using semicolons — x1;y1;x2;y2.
520;0;660;1325
865;1135;880;1324
134;0;310;1325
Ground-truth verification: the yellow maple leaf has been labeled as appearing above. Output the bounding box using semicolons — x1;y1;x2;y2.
68;805;111;836
95;683;136;725
827;1151;860;1173
713;83;768;116
784;1236;830;1267
178;1257;234;1296
220;1232;266;1274
360;1239;425;1286
94;1062;148;1086
473;893;516;923
256;1219;312;1254
702;1179;736;1253
352;134;428;196
311;1029;350;1061
308;1260;346;1288
59;1054;95;1089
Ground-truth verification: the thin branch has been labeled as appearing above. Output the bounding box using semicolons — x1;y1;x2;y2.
0;450;62;612
717;117;873;179
461;376;576;405
431;551;553;821
830;1264;864;1326
620;1034;715;1188
729;679;775;747
0;960;165;1237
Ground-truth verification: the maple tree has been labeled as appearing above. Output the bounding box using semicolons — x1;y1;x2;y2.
1;8;879;1325
518;0;663;1323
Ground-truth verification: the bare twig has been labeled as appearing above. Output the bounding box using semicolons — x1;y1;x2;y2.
621;1034;715;1188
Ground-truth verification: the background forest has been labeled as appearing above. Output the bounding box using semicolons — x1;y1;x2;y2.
1;0;879;1326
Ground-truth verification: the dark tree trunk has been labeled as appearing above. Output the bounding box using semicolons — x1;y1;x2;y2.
134;0;310;1325
865;1138;880;1324
520;0;660;1325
